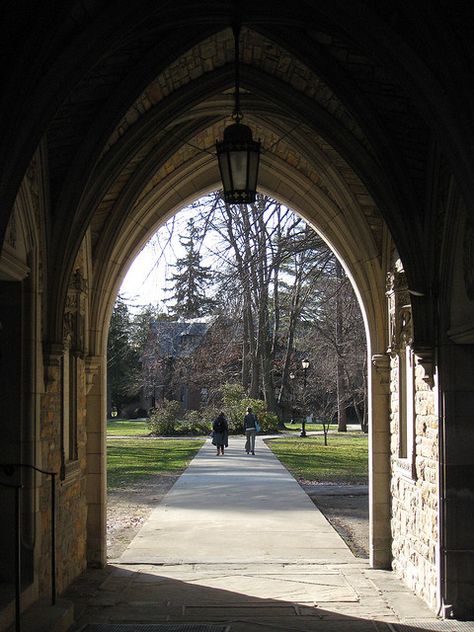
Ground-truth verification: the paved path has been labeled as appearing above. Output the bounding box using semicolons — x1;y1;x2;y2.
69;437;456;632
119;435;352;565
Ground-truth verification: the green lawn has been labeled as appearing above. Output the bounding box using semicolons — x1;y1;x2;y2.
107;419;149;436
266;433;368;484
107;438;205;490
283;422;336;433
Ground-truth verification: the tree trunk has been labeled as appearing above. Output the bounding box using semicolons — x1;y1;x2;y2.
276;256;303;422
254;203;277;410
242;301;251;390
222;204;258;394
335;260;347;432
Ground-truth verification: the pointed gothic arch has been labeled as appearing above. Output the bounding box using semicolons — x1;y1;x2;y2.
1;3;474;624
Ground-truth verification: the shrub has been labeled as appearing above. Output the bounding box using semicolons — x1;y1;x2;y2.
182;410;212;435
220;383;280;433
219;383;246;432
147;399;182;435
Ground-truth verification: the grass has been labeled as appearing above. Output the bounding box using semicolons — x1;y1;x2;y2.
107;419;149;436
266;432;368;484
283;422;336;433
107;438;205;490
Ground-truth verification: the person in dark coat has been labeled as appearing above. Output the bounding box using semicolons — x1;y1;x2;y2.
212;412;229;455
243;406;258;455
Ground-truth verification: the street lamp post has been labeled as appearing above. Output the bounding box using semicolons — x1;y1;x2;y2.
300;358;310;437
289;371;296;423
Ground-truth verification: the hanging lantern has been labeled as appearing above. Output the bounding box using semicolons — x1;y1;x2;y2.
216;23;260;204
216;122;260;204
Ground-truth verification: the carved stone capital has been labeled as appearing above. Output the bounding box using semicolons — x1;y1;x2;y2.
414;346;435;388
372;353;390;385
85;356;102;395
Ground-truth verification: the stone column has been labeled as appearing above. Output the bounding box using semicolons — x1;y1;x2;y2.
85;355;107;567
370;352;392;568
438;340;474;618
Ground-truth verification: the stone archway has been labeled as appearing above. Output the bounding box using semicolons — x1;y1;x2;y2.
59;27;398;578
84;163;392;574
3;4;474;621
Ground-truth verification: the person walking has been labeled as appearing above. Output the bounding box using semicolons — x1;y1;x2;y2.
212;412;229;455
243;406;258;455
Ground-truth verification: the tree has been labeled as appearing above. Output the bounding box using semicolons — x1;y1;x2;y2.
107;295;141;414
335;259;348;432
299;259;367;432
165;218;215;319
139;192;367;426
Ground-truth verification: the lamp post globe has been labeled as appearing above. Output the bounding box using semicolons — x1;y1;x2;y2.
300;358;310;437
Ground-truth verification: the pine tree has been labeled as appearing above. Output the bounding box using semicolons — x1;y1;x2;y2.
165;218;215;319
107;295;141;412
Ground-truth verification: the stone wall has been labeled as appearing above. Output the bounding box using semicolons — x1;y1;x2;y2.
390;354;439;610
39;357;62;598
39;352;89;596
38;241;91;598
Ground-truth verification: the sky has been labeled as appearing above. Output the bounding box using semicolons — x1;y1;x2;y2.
119;242;171;309
118;194;321;313
119;204;213;311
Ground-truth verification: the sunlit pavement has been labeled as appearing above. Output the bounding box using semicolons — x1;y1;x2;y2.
68;437;455;632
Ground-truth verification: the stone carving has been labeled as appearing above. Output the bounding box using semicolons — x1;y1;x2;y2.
386;268;412;352
72;268;87;293
64;268;87;356
63;310;75;344
415;347;435;388
399;306;413;347
372;353;390;385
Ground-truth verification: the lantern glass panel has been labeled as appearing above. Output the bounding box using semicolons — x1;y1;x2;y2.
229;150;248;191
217;151;232;192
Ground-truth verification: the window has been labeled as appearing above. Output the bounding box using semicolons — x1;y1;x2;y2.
62;345;78;470
398;345;415;476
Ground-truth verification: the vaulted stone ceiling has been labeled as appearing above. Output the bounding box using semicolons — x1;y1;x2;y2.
48;23;395;269
2;1;474;343
78;28;393;334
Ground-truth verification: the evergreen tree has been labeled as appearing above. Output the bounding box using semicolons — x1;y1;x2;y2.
165;218;215;319
107;295;141;413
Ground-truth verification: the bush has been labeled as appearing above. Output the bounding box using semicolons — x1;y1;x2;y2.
220;383;280;433
147;399;182;435
219;383;246;432
182;410;212;436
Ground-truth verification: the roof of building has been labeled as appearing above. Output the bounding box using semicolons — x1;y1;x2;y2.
149;317;216;358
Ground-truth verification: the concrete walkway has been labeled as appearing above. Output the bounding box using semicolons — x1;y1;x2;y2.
68;437;456;632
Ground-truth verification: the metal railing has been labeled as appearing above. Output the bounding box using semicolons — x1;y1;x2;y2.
0;463;57;632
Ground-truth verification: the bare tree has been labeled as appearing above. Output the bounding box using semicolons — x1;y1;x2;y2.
148;192;366;424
